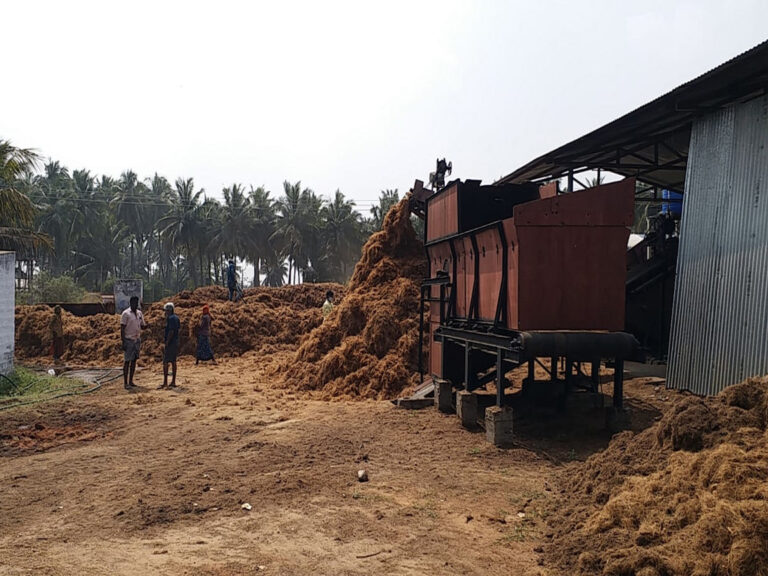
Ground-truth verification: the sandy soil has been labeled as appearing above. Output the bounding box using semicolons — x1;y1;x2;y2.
0;355;670;576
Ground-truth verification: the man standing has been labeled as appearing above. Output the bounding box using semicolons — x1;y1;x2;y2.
160;302;180;389
322;290;335;319
50;306;64;364
226;259;238;302
120;296;146;390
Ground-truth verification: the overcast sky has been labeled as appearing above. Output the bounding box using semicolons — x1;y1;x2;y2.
3;0;767;214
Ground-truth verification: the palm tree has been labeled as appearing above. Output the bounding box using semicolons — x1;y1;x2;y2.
248;185;276;286
296;188;323;281
198;196;222;285
260;251;287;287
69;169;98;282
370;189;400;230
145;173;172;283
36;161;77;273
74;214;129;291
0;140;50;256
158;177;204;287
272;181;305;284
320;190;362;281
114;170;149;277
214;184;259;263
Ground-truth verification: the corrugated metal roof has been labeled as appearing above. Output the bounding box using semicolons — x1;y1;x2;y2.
667;94;768;395
496;40;768;192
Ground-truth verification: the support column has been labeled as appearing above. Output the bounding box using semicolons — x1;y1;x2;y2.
457;390;478;429
434;378;454;413
485;406;514;447
496;349;505;407
464;344;471;391
523;358;535;395
613;358;624;409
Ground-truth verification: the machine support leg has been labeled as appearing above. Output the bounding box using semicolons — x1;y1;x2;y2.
496;349;504;407
464;344;471;392
550;357;557;382
418;287;425;383
591;360;600;384
613;359;624;410
527;359;535;383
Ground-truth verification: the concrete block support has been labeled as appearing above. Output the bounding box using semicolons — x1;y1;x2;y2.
456;390;478;429
485;406;514;447
434;379;454;413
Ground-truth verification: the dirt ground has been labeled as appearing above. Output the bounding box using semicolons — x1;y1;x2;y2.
0;354;670;576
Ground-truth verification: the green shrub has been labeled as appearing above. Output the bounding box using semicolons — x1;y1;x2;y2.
30;272;86;303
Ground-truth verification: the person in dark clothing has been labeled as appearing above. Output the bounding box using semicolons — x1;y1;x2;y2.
227;260;238;301
50;305;64;363
195;305;217;365
160;302;180;389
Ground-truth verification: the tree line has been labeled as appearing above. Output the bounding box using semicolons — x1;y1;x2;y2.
1;139;410;300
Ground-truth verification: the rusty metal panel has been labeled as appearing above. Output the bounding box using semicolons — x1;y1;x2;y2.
462;236;476;317
517;226;628;330
515;179;635;227
476;227;503;321
668;95;768;396
503;219;520;329
510;179;632;331
430;338;442;376
454;238;468;318
426;184;458;242
538;181;558;199
427;242;452;323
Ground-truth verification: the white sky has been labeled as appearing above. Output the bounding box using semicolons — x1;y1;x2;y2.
3;0;768;214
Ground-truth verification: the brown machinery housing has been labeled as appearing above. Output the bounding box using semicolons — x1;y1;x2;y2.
414;178;639;411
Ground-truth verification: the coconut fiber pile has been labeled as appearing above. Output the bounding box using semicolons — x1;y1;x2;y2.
278;197;427;400
15;283;343;366
544;377;768;576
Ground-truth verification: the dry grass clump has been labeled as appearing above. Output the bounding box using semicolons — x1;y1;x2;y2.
544;377;768;576
15;283;343;365
277;197;427;400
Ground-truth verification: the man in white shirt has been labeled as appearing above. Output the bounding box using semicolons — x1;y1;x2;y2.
120;295;146;390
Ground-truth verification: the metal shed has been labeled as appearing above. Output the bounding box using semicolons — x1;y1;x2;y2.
494;39;768;395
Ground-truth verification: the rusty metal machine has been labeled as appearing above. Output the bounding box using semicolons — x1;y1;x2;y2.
412;177;639;416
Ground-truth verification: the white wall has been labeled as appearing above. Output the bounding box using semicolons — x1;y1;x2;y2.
0;252;15;375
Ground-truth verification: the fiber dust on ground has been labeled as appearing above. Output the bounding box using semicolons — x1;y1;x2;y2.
0;357;552;576
14;283;343;366
542;377;768;576
277;197;427;400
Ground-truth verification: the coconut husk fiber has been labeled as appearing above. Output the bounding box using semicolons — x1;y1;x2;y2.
277;197;427;400
15;283;344;366
543;377;768;576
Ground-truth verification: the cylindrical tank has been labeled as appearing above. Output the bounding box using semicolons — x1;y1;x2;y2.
661;189;683;218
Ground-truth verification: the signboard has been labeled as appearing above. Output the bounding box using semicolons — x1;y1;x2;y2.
114;279;143;314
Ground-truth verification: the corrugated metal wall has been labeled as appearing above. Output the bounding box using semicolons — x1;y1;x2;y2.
667;95;768;395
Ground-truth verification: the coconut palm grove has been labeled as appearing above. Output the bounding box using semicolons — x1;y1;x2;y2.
1;139;413;303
